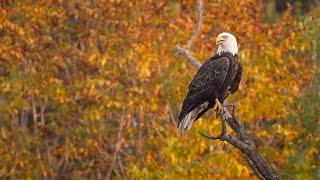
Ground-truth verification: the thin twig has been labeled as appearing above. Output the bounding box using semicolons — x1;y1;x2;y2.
186;0;204;50
106;114;126;179
175;0;203;70
40;96;47;126
117;156;126;178
199;131;222;140
31;95;38;134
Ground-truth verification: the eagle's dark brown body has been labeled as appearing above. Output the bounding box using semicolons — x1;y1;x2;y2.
178;52;242;132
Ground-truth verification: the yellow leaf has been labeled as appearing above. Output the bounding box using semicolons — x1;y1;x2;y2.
101;57;108;66
89;53;98;63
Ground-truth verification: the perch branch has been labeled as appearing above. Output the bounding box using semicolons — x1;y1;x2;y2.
175;0;279;179
245;155;265;180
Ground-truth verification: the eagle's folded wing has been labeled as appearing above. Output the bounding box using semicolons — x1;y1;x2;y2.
178;57;230;131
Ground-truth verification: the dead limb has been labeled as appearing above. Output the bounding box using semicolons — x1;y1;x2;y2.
176;45;202;70
186;0;204;50
175;0;203;70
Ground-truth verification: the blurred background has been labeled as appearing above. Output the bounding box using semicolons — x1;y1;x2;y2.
0;0;319;179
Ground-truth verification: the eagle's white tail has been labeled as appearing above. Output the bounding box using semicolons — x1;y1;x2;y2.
178;102;208;132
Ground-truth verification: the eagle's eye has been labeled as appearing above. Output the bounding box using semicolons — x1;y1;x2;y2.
222;35;228;39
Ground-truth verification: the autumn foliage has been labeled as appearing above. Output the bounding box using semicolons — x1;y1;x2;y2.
0;0;319;179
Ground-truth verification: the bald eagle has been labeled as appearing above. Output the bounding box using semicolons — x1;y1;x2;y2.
178;32;242;132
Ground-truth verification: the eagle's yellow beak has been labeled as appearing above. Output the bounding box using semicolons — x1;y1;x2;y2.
216;36;225;45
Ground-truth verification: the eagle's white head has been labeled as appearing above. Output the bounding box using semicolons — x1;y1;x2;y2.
216;32;238;56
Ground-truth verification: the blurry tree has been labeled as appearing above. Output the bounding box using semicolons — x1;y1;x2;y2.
275;0;318;13
281;9;320;179
265;0;319;22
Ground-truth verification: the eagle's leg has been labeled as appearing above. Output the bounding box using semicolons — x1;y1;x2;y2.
214;99;225;118
217;90;235;116
222;90;235;116
223;103;235;117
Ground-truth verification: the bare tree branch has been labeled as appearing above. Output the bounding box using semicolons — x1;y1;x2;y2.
175;0;203;70
186;0;204;50
176;45;202;69
106;114;127;179
175;1;280;179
